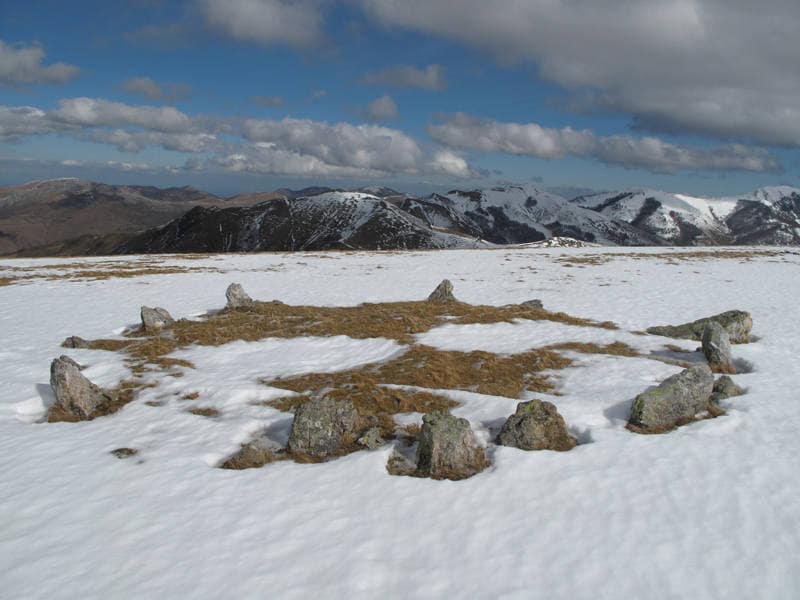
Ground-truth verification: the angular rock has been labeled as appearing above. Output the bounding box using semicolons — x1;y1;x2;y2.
521;299;544;309
711;375;743;402
496;399;577;451
287;397;362;461
61;336;90;349
140;306;175;331
427;279;456;303
628;364;714;432
225;282;254;309
416;411;487;480
702;322;735;374
49;355;117;420
357;427;385;450
646;310;752;343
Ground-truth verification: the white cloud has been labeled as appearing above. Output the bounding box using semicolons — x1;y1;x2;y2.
0;39;79;85
51;98;193;133
358;0;800;146
120;77;191;102
0;106;58;138
429;113;781;173
199;0;324;48
362;64;445;91
364;95;398;122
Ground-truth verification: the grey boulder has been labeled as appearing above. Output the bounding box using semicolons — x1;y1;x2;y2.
647;310;752;343
61;336;90;349
416;411;487;480
521;299;544;310
357;427;385;450
140;306;175;331
496;399;577;451
711;375;743;402
702;322;735;374
49;355;116;420
287;397;362;461
628;364;714;432
225;283;254;309
427;279;456;303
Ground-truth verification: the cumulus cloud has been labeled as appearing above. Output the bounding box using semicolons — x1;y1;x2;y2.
120;77;191;102
429;114;781;173
362;64;445;91
0;39;79;85
358;0;800;146
364;95;398;122
0;106;58;138
199;0;324;48
50;97;194;133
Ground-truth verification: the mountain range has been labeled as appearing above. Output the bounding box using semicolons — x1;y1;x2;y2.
2;178;799;256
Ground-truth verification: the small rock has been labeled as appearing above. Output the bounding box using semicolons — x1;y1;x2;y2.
712;375;743;401
427;279;456;303
416;411;487;480
111;448;138;459
646;310;752;343
225;283;254;309
287;397;362;461
702;322;735;374
140;306;175;331
628;364;714;432
496;399;577;451
61;336;90;349
220;435;282;469
50;355;116;420
521;299;544;309
357;427;385;450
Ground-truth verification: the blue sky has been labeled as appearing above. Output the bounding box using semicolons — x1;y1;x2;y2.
1;0;798;197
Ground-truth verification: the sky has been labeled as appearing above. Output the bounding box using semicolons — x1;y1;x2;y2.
1;0;799;197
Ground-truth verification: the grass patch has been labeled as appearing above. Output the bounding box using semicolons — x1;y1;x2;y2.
188;407;220;418
545;341;639;357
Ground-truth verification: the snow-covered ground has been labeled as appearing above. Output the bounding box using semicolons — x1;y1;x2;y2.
1;247;799;599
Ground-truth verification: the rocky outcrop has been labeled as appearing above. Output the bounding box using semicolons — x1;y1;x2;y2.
140;306;175;331
646;310;752;343
427;279;456;303
496;399;577;451
49;355;118;421
628;364;715;432
702;322;735;373
287;397;363;461
225;283;254;309
415;411;487;480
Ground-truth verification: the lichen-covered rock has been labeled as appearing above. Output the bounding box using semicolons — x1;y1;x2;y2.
521;299;544;309
702;322;735;374
357;427;385;450
711;375;743;402
49;355;117;420
427;279;456;303
287;397;362;461
225;283;254;309
646;310;752;343
416;411;487;480
140;306;175;331
628;364;714;432
61;336;90;349
496;399;577;451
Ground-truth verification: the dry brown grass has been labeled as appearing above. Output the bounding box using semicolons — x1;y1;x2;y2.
0;260;220;286
188;407;220;418
559;249;792;267
545;341;639;357
0;276;12;286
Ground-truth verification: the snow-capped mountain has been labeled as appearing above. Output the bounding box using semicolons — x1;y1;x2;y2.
574;186;800;245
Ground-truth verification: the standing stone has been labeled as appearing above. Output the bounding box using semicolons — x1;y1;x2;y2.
427;279;456;303
628;364;714;432
49;355;116;420
416;411;487;480
225;283;254;309
646;310;752;343
287;397;362;461
61;336;90;349
702;322;735;374
140;306;175;331
497;399;577;451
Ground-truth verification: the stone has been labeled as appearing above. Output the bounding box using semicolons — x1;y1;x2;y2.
496;399;577;451
628;364;714;432
225;282;254;309
415;411;487;480
140;306;175;331
357;427;385;450
111;448;138;459
220;435;282;469
287;397;362;461
646;310;752;343
61;336;90;349
49;355;117;420
427;279;456;303
521;299;544;309
702;322;735;373
711;375;743;401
